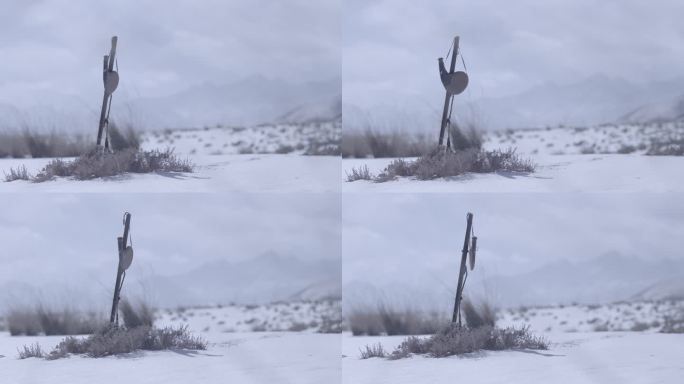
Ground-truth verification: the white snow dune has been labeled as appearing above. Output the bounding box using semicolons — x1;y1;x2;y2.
343;154;684;193
343;332;684;384
0;154;340;193
1;331;340;383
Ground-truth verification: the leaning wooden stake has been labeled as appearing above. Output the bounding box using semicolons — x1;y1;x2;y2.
97;36;120;150
452;212;473;325
110;212;132;325
438;36;459;148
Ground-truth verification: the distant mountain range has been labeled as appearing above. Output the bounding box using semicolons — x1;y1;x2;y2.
131;75;341;129
0;253;341;310
142;252;341;308
344;74;684;131
343;253;684;311
0;75;341;133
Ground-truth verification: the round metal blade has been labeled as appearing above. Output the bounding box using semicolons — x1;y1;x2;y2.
120;246;133;271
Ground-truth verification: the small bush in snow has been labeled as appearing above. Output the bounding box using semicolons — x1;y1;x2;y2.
646;137;684;156
6;306;104;336
348;148;534;182
346;165;372;182
31;148;193;182
18;343;45;359
0;129;88;159
47;324;206;359
661;313;684;334
387;324;548;359
107;124;141;151
3;165;30;182
348;304;447;336
462;299;496;329
359;343;386;359
120;300;155;329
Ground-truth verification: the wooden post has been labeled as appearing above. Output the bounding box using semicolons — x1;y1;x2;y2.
110;212;131;325
97;36;118;149
452;212;473;325
438;36;459;148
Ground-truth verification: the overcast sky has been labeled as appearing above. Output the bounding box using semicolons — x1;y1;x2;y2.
0;194;340;291
344;0;684;109
343;193;684;291
0;0;340;106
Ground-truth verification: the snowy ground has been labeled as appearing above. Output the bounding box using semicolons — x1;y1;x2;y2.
343;331;684;384
485;122;684;156
0;301;342;383
0;331;339;384
141;121;340;157
1;154;339;192
157;300;342;333
343;154;684;192
1;121;340;192
498;300;684;333
343;122;684;192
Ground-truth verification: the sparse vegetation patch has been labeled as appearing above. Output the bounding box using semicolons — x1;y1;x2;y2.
348;304;448;336
21;324;206;360
347;148;534;182
4;148;193;183
362;324;548;360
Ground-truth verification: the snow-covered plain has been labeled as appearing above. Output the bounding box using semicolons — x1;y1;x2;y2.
1;154;339;192
0;302;342;383
343;331;684;384
343;122;684;192
498;300;684;333
157;300;342;333
141;121;340;157
1;121;341;192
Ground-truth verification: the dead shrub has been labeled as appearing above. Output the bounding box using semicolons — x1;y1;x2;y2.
348;304;446;336
31;148;193;182
3;165;30;182
359;343;386;359
386;324;548;359
646;137;684;156
6;306;103;336
120;300;155;329
462;300;496;329
346;165;372;182
108;124;141;151
352;147;534;182
342;130;434;158
47;324;206;359
18;343;45;359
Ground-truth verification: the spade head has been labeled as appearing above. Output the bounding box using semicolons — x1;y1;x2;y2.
119;246;133;271
104;70;119;95
442;71;468;95
468;236;477;270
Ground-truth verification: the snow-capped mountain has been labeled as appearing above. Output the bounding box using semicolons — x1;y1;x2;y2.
343;253;684;311
620;94;684;124
0;75;341;133
344;74;684;131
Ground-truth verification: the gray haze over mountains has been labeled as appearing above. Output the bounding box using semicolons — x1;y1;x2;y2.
344;74;684;133
0;194;341;310
344;0;684;132
0;0;341;132
343;194;684;311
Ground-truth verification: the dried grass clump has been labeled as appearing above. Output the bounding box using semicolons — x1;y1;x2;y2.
347;148;534;183
348;304;447;336
31;148;193;182
43;324;206;359
384;324;548;359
